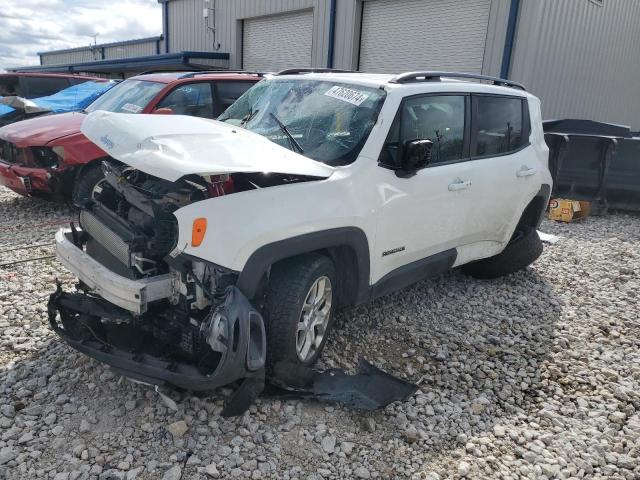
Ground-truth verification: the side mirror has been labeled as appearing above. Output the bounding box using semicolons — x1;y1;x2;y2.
152;107;174;115
397;139;432;177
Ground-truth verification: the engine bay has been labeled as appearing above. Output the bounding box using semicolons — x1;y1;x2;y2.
55;160;320;373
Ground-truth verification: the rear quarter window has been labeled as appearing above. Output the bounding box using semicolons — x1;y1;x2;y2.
471;95;529;157
214;81;257;116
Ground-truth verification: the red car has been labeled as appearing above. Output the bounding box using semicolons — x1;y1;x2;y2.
0;72;262;201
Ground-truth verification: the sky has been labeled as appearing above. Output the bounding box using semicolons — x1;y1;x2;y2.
0;0;162;70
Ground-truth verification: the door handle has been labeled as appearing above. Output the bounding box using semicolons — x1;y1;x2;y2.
516;167;537;177
448;179;472;191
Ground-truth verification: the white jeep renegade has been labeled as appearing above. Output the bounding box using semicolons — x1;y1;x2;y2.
48;70;552;406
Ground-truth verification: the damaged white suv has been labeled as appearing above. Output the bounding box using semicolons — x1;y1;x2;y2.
48;70;552;412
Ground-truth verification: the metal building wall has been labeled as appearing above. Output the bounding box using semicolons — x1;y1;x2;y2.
40;49;95;66
164;0;512;71
40;38;162;66
103;40;159;60
328;0;512;72
331;0;360;69
481;0;511;76
510;0;640;128
166;0;334;68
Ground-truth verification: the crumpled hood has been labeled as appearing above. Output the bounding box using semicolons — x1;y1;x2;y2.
81;111;335;181
0;112;85;146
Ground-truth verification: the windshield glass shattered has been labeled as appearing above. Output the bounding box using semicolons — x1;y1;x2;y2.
219;79;386;166
86;79;165;114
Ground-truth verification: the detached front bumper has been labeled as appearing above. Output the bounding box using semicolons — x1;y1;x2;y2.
48;288;265;393
49;228;267;412
55;228;177;314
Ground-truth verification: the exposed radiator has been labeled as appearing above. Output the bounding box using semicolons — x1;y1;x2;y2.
80;210;131;267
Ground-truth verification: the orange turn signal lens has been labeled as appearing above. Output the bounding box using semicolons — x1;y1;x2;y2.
191;218;207;247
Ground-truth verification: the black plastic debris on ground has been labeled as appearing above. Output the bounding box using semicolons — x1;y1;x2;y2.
267;359;418;410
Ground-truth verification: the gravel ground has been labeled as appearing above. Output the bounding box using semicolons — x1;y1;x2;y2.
0;185;638;480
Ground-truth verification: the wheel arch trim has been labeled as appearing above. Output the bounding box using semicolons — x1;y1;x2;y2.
522;183;551;228
236;227;371;304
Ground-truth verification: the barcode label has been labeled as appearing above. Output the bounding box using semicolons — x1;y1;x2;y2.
324;86;370;106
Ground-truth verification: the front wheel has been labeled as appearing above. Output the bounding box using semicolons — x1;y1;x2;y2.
264;254;336;369
461;226;543;279
72;162;106;205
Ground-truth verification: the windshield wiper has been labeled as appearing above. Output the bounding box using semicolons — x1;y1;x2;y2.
269;112;304;154
239;108;259;127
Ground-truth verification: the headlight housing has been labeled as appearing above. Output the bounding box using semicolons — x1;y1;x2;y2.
30;147;61;168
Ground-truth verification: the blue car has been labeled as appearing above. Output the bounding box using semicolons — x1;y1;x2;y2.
0;80;117;127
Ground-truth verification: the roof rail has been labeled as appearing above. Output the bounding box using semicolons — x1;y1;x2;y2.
180;70;268;79
136;69;192;76
389;71;526;91
275;68;355;76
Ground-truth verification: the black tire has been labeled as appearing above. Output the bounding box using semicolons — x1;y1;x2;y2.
72;162;106;205
264;254;336;370
461;226;543;279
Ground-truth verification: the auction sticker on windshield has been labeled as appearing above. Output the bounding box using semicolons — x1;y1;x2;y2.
324;86;370;106
121;103;143;113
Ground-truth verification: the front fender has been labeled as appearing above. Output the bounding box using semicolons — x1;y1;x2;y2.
171;173;375;298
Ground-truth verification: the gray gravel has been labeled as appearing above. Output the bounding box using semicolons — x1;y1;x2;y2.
0;185;638;480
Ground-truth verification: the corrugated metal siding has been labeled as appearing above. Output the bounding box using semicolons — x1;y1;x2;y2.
242;10;314;70
481;0;511;76
332;0;361;69
167;0;329;68
103;41;158;60
358;0;492;73
40;40;160;66
40;50;95;66
330;0;510;72
510;0;640;128
165;0;506;71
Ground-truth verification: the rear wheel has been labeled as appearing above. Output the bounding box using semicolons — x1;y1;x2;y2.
264;254;336;369
72;162;106;205
461;226;543;279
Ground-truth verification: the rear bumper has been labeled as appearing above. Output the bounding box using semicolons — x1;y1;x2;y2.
55;228;177;314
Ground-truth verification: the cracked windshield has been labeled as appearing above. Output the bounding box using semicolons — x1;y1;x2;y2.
220;79;386;166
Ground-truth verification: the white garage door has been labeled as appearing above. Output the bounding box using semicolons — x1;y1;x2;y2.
359;0;492;73
243;10;313;71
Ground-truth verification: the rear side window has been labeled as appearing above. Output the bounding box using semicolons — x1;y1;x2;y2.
156;82;214;118
472;95;527;156
381;94;466;167
20;77;70;98
214;81;256;116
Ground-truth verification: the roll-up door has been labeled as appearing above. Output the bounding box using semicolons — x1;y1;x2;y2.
359;0;492;73
243;10;313;71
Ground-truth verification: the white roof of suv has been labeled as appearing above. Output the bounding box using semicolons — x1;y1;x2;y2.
270;70;528;96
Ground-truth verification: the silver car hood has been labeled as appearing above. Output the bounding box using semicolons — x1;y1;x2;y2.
81;111;334;181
